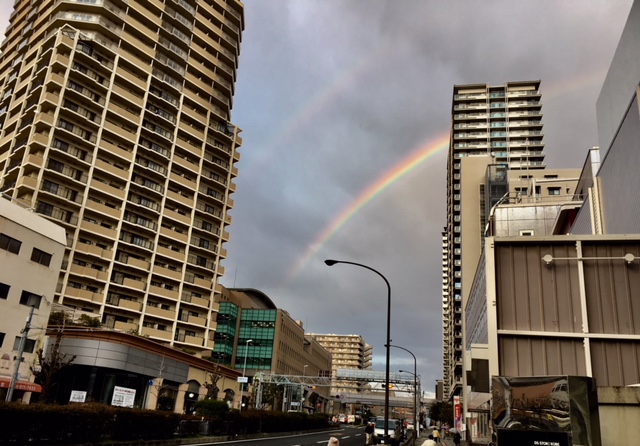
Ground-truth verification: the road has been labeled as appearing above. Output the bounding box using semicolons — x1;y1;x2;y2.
189;425;370;446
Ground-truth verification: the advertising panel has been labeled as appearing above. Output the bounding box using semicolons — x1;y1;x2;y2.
111;386;136;408
491;376;600;446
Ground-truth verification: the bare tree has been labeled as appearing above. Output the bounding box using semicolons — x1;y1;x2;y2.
30;330;76;404
203;363;223;399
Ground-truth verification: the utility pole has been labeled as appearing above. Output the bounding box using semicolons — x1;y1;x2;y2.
6;306;35;402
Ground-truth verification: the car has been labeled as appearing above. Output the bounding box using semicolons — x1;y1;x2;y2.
373;418;402;445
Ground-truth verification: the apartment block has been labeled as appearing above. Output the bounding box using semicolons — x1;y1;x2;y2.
0;1;244;351
307;333;373;396
443;81;545;400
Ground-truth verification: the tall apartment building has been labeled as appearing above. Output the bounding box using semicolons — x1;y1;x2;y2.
442;81;544;399
307;333;372;396
0;0;244;351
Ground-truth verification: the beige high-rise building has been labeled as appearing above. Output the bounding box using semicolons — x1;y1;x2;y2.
442;81;544;400
307;333;372;396
0;0;244;352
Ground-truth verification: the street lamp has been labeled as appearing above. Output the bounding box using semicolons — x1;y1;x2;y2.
324;259;391;441
389;343;420;438
240;339;253;413
299;365;308;412
399;368;420;438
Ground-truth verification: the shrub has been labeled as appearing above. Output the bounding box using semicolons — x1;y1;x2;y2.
194;398;230;417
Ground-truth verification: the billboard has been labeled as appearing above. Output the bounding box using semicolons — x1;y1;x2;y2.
491;376;600;446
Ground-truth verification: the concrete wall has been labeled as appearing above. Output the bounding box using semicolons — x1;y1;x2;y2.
597;387;640;446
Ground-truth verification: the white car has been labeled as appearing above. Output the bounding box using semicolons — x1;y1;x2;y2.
374;418;402;445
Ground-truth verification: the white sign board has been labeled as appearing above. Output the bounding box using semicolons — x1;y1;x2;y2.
111;386;136;408
237;377;249;383
69;390;86;403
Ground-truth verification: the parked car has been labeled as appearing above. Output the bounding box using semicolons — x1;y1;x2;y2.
373;418;402;445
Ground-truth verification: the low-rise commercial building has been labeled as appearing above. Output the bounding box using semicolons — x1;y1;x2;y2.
0;195;66;402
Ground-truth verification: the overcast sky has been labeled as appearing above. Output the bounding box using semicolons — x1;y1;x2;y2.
0;1;634;397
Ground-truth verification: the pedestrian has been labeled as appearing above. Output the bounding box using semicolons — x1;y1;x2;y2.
365;422;375;445
433;428;441;443
421;434;437;446
328;437;340;446
453;431;462;446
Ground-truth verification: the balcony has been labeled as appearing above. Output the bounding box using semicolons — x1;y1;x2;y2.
89;178;126;200
152;264;183;281
145;305;176;319
79;220;117;239
69;264;109;282
75;242;113;259
169;171;197;190
148;284;179;301
141;326;172;341
65;287;103;303
114;321;139;332
163;208;192;226
156;245;185;262
181;293;210;308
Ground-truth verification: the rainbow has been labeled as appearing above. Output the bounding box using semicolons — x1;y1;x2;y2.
284;131;450;284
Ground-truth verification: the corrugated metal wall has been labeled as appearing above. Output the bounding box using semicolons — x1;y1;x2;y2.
494;238;640;386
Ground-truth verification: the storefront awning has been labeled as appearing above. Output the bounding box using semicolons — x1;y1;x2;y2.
0;377;42;393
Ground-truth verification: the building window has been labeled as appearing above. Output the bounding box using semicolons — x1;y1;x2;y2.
548;187;561;195
13;336;36;354
0;233;21;254
31;248;52;267
0;283;9;300
519;230;534;236
0;332;4;348
19;291;41;308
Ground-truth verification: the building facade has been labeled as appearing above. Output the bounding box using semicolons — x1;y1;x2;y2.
307;333;372;396
0;0;244;351
214;287;333;410
51;328;241;413
443;81;545;399
0;195;66;402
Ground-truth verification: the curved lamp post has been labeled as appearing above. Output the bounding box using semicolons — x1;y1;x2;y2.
388;342;419;437
324;259;391;441
399;366;420;438
239;339;253;413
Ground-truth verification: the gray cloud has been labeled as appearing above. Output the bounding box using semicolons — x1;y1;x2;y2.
0;0;632;394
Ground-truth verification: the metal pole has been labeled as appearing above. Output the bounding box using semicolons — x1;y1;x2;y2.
325;260;391;442
239;339;252;413
6;306;35;402
394;344;419;438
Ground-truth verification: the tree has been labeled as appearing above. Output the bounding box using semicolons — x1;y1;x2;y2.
428;401;453;426
259;383;284;410
77;314;101;327
203;364;223;399
30;331;76;403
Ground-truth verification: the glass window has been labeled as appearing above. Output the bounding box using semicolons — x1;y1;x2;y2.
13;336;36;353
31;248;52;267
19;291;42;308
0;283;9;299
0;233;21;254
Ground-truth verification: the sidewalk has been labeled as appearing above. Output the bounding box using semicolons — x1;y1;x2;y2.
413;431;453;446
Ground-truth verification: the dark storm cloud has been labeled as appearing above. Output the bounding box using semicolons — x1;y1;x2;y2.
0;1;632;395
224;0;633;391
